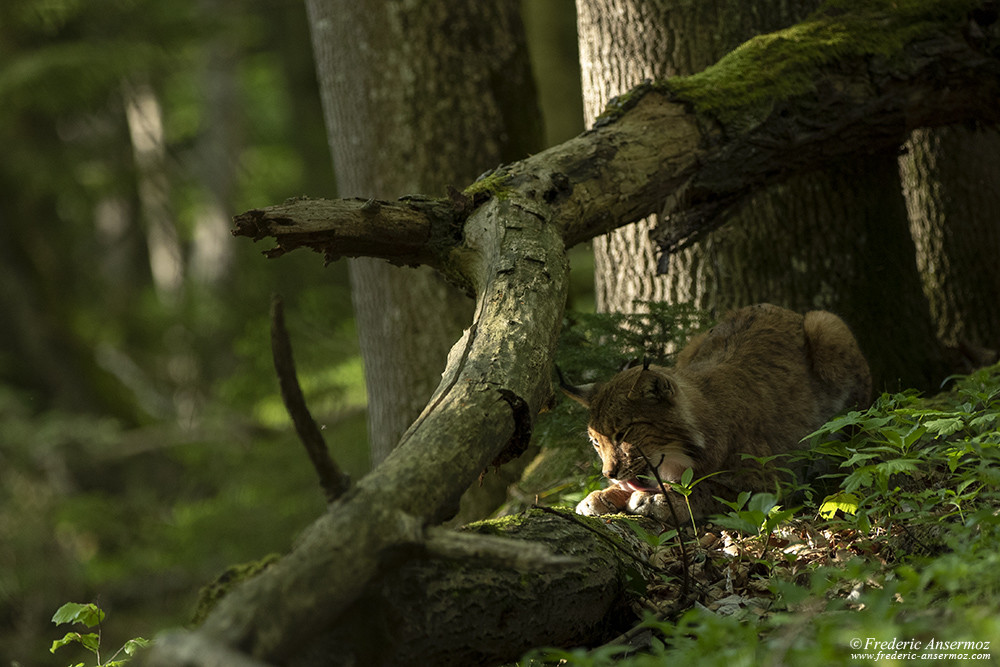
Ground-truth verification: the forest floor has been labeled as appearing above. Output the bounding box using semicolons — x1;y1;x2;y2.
522;363;1000;666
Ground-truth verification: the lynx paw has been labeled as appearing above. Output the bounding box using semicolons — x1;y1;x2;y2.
576;487;632;516
628;491;691;525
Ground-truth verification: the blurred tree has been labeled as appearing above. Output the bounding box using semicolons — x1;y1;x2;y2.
900;125;1000;354
305;0;543;466
0;1;361;663
0;0;353;423
577;0;950;391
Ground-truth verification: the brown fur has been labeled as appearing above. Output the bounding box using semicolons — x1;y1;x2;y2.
571;303;871;526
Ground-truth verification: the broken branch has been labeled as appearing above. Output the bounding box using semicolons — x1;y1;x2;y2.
270;294;348;503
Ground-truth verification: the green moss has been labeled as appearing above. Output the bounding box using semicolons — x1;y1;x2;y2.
667;0;976;129
464;511;538;536
190;553;282;626
462;169;513;201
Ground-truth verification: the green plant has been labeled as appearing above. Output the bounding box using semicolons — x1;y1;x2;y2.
624;518;680;550
522;364;1000;667
655;467;729;536
714;491;796;551
802;364;1000;534
50;602;149;667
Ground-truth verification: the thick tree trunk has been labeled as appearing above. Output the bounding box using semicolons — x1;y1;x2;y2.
578;0;949;391
306;0;542;466
900;125;1000;353
578;0;822;313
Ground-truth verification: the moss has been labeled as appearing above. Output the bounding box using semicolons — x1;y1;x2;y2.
462;169;513;201
190;553;282;626
666;0;977;130
464;510;541;536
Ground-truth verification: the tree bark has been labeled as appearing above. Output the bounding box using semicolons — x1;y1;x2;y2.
900;124;1000;353
578;0;949;391
306;0;542;467
147;4;1000;664
290;509;652;667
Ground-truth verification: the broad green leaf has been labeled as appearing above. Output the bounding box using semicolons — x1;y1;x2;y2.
924;417;965;437
712;514;760;535
764;506;795;529
747;492;778;515
970;413;998;431
801;411;864;440
819;491;859;518
715;491;751;512
843;467;874;493
50;631;100;654
857;509;872;533
873;458;921;476
841;451;881;467
52;602;105;628
657;529;679;546
883;425;927;450
623;519;658;547
123;637;151;655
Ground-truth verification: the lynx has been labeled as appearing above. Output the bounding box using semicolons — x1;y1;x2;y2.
563;303;871;526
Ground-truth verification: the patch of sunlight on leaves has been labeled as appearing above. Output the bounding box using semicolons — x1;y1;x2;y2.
818;490;859;518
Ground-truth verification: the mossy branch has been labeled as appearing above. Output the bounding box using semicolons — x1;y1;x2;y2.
233;0;999;282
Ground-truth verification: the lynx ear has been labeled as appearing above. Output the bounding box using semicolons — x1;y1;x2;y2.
630;369;674;402
556;366;597;407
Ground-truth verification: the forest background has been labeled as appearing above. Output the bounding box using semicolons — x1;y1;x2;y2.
3;0;1000;664
0;0;584;662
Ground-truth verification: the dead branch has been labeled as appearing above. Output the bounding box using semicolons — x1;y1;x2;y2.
270;294;348;503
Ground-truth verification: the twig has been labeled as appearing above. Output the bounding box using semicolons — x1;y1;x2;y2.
635;447;692;597
270;294;348;503
596;589;700;653
424;526;582;571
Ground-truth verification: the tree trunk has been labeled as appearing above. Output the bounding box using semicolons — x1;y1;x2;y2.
306;0;543;466
900;125;1000;354
123;78;184;302
191;0;239;286
578;0;949;391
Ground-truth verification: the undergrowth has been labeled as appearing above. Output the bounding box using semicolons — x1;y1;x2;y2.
522;347;1000;665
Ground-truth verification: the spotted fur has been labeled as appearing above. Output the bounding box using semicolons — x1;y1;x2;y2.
570;303;871;526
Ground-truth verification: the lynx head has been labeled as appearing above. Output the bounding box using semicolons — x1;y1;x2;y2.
562;364;705;491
